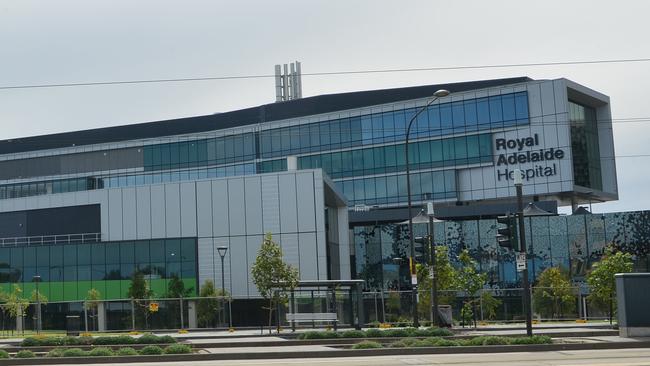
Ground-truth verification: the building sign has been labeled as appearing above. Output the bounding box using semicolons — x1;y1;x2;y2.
495;134;566;181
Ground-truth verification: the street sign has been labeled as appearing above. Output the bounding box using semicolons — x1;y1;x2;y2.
411;274;418;285
149;302;159;312
516;253;527;272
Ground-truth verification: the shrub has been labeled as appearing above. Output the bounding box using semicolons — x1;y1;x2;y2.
88;347;115;357
46;349;65;358
0;350;8;359
413;327;453;337
157;335;177;344
164;344;192;354
432;338;461;347
136;334;161;344
139;345;164;355
94;335;135;345
413;337;440;347
466;336;509;346
21;337;45;347
509;335;552;345
364;328;383;338
297;331;322;340
340;330;366;338
15;350;36;358
116;347;139;356
351;340;383;349
62;348;88;357
382;328;409;338
389;338;418;348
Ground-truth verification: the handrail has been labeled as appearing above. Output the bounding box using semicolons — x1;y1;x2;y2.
0;232;101;247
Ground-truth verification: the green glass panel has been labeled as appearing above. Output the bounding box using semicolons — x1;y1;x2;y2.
150;279;166;298
77;281;92;301
120;280;132;299
90;281;106;300
105;280;121;300
63;282;77;301
49;282;64;302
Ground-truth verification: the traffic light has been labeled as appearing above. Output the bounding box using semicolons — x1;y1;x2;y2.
414;236;430;263
496;214;519;250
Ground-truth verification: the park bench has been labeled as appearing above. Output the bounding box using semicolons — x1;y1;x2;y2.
286;312;338;329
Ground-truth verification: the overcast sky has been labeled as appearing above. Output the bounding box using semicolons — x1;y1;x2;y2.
1;0;649;213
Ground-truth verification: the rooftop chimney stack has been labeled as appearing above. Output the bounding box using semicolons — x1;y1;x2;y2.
275;61;302;102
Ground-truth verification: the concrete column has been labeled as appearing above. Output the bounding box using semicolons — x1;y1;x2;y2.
187;300;197;329
16;314;23;333
97;302;106;332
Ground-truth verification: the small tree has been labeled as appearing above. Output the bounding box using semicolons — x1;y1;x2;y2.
197;280;226;328
533;267;575;319
167;275;193;298
0;288;8;335
587;246;633;324
416;245;458;319
251;233;299;332
456;250;487;328
84;289;101;331
479;290;502;320
4;285;28;335
128;270;154;329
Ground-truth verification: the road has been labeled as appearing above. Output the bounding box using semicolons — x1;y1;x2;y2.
51;348;650;366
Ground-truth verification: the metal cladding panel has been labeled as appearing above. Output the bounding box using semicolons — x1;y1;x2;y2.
296;172;316;232
336;207;351;280
213;236;232;294
121;188;137;240
227;178;246;236
244;177;263;235
211;180;229;237
180;182;197;237
164;183;181;238
280;233;300;273
298;232;318;280
278;174;298;233
196;181;213;238
107;189;123;241
150;185;166;238
317;230;328;280
229;236;248;297
135;186;152;239
246;235;263;297
261;175;281;234
197;237;215;287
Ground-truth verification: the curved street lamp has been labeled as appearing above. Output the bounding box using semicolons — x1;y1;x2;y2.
405;89;450;328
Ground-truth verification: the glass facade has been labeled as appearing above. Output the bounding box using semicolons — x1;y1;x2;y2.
354;211;650;290
0;92;528;207
0;238;197;301
569;100;602;190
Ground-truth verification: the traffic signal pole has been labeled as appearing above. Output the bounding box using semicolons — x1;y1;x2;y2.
514;171;533;336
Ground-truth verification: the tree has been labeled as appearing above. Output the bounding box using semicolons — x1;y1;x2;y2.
197;280;227;328
128;270;154;329
587;246;633;324
251;233;299;332
4;285;28;335
533;267;575;319
479;290;502;320
456;249;487;327
84;289;101;331
416;245;458;319
167;275;193;298
0;288;8;335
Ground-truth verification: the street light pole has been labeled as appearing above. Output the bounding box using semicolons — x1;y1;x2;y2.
426;202;438;326
514;170;533;336
32;275;42;334
217;247;230;329
405;89;450;328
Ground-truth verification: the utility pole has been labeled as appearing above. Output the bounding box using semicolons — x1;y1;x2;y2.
514;169;533;336
426;202;438;326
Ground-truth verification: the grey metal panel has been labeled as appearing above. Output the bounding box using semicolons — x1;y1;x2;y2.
121;188;137;240
211;180;229;237
336;207;351;280
227;178;246;236
261;175;280;234
316;230;328;280
150;185;166;238
107;189;123;241
298;232;318;280
246;235;263;297
196;181;213;238
135;186;151;239
280;233;300;273
197;237;215;287
179;182;197;237
278;174;298;233
296;172;316;232
165;183;181;238
244;177;263;235
229;236;248;297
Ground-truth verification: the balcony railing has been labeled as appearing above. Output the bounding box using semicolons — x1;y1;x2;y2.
0;233;101;247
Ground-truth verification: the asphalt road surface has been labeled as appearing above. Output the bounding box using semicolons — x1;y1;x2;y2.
50;348;650;366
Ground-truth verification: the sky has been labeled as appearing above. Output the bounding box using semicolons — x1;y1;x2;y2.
1;0;649;214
